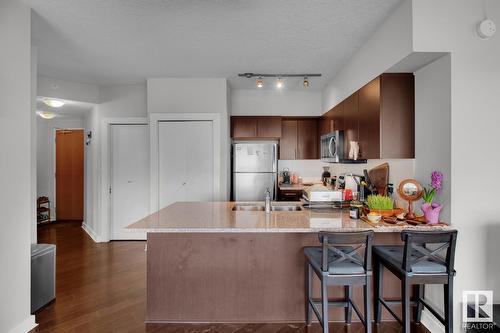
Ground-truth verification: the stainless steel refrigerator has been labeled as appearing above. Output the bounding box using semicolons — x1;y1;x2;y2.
232;141;278;201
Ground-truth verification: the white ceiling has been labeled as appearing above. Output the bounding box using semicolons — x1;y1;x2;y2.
26;0;403;90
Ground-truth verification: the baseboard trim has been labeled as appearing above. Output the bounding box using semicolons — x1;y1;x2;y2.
421;309;445;333
7;315;37;333
82;222;101;243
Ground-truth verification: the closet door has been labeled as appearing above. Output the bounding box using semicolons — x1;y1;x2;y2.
110;124;149;240
158;121;214;210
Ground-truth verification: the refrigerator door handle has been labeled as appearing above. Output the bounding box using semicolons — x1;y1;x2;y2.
272;144;277;172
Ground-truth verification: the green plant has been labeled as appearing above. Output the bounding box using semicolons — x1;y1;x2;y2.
367;195;394;210
422;187;436;204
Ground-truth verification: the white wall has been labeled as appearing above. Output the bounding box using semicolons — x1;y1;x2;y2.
99;83;147;117
412;1;500;329
231;89;322;116
38;76;100;104
31;47;38;244
36;116;85;220
322;0;413;113
0;0;37;332
414;54;451;221
148;78;230;200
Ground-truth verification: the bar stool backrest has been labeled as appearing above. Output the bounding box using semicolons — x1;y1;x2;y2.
318;231;374;273
400;230;458;274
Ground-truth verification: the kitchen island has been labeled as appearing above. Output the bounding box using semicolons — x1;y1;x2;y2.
128;202;450;323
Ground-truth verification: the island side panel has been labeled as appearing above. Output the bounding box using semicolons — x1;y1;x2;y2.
146;232;402;323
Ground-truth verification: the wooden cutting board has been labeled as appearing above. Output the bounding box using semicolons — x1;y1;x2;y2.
368;163;389;195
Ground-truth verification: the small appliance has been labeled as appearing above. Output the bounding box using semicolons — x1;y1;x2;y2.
320;130;343;163
282;168;291;184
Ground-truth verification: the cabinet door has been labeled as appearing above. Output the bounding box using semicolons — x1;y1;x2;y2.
319;111;334;136
257;117;282;138
297;119;319;159
358;77;381;159
332;102;344;131
380;73;415;158
280;120;297;159
343;92;359;155
231;117;257;138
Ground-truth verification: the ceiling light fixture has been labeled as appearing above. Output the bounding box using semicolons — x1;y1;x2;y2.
42;98;65;108
256;77;264;88
36;111;57;119
303;77;309;88
276;77;284;89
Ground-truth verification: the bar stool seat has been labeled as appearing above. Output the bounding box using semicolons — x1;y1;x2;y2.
304;246;365;275
373;245;447;273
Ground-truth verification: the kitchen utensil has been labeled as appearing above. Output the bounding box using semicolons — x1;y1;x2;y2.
368;163;389;195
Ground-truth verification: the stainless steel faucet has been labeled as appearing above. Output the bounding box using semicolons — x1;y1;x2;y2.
265;188;271;214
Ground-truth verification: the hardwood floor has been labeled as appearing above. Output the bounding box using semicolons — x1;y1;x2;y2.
33;221;430;333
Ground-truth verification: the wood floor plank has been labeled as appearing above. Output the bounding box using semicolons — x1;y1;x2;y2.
32;221;430;333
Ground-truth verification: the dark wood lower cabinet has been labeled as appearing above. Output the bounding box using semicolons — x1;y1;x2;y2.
278;189;302;201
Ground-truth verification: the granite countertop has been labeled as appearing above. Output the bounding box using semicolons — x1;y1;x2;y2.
127;202;452;233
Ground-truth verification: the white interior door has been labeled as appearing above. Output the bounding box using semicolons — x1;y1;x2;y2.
110;124;149;240
158;121;213;209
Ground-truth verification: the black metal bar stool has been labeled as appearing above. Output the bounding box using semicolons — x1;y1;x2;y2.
373;230;458;333
304;230;374;333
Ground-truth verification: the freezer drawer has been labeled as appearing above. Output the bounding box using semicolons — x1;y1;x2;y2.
233;142;277;173
233;173;276;201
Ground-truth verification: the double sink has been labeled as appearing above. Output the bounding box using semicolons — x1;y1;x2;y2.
232;203;303;212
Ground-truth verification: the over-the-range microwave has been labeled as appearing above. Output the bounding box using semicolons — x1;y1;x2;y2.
320;130;344;163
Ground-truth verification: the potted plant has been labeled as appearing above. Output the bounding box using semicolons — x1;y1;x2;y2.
421;171;443;224
366;195;400;217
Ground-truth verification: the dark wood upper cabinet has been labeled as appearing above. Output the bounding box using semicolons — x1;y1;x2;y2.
231;117;257;138
319;73;414;159
358;77;381;159
280;119;298;160
380;74;415;158
297;119;318;159
231;116;282;139
257;117;282;138
332;102;344;131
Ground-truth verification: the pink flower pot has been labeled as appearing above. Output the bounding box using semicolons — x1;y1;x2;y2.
421;203;442;225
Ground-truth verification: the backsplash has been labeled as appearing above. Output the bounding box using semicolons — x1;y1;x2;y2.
277;159;415;206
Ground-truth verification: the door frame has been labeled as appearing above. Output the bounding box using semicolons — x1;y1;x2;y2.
100;117;148;242
53;127;84;221
149;113;221;212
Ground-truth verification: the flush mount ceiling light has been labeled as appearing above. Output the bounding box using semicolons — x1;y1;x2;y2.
256;77;264;88
276;77;284;89
239;73;321;89
42;98;65;108
36;111;57;119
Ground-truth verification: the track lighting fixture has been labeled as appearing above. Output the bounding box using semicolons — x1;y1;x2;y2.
239;73;321;89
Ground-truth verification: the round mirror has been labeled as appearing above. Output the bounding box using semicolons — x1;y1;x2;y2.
397;179;423;219
398;179;423;201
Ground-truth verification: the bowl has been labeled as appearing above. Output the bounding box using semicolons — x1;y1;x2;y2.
367;213;382;224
